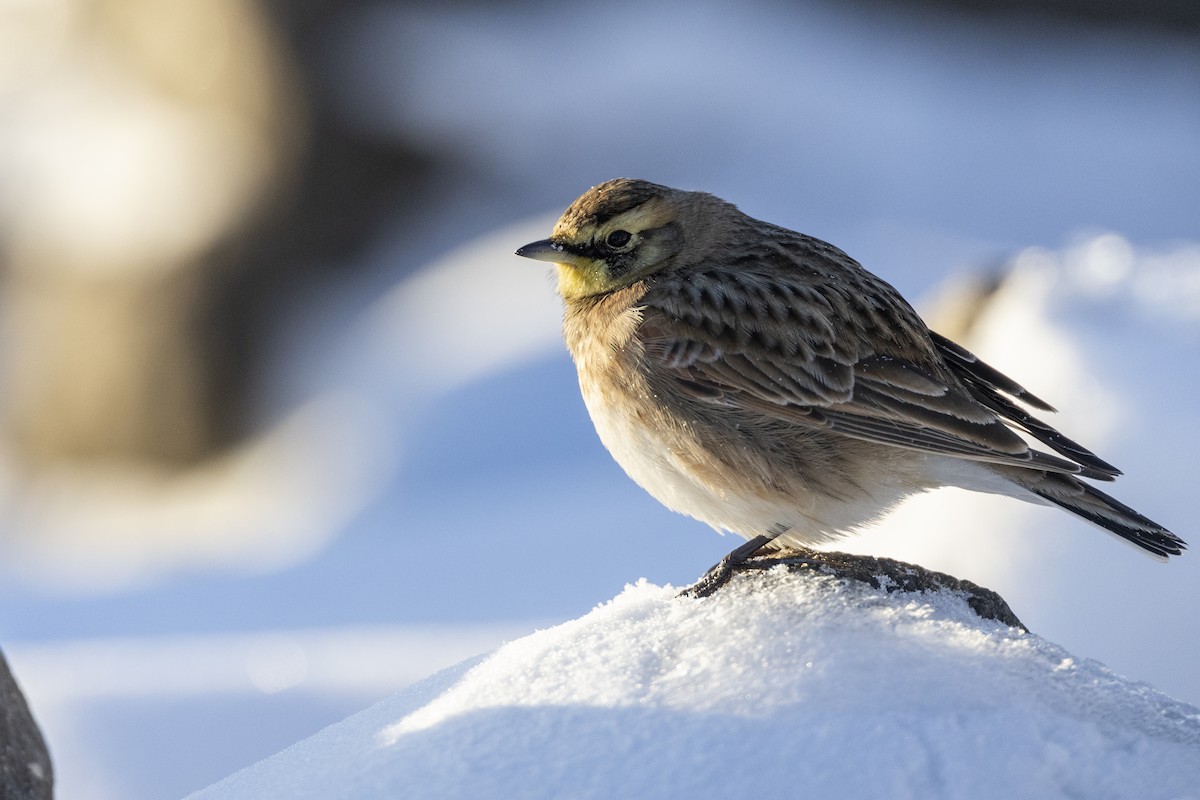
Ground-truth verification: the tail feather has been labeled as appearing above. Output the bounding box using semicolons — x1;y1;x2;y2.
1017;472;1186;560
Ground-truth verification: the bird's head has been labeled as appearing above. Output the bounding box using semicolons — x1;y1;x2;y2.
516;178;693;300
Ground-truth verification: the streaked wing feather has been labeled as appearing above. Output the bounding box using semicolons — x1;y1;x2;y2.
928;331;1120;478
641;267;1095;477
734;394;1087;475
929;331;1054;411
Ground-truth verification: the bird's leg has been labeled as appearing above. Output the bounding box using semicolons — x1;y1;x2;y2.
680;533;779;598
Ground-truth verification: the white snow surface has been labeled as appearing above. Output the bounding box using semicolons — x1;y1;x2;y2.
190;571;1200;800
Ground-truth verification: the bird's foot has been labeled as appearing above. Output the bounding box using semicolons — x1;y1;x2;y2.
680;534;778;599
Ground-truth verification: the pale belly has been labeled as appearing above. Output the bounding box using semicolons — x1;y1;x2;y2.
577;370;928;547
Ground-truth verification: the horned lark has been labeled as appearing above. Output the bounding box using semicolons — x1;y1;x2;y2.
516;178;1185;591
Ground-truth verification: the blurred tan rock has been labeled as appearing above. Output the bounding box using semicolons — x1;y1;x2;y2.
918;267;1007;343
0;0;306;466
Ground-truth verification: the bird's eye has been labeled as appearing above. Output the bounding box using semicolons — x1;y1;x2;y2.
605;230;633;250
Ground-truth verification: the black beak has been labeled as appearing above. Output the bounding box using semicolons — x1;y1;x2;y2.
515;239;570;263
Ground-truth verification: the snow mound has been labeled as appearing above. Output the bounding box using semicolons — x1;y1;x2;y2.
189;569;1200;800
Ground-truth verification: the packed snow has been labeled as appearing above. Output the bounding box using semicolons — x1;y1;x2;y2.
190;571;1200;800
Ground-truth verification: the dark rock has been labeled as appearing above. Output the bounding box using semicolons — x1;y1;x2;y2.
739;546;1027;630
0;648;53;800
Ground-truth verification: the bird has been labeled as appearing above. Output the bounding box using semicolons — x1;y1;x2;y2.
515;178;1185;593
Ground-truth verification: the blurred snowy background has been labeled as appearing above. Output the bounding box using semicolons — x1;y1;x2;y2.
0;0;1197;797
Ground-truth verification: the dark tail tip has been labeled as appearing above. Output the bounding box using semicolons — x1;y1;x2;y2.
1032;480;1186;560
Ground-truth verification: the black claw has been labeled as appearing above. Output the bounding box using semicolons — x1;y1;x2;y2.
680;534;777;598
